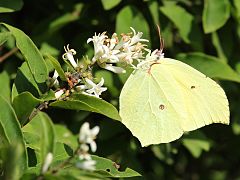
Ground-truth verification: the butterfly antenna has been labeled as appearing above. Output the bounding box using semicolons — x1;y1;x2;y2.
156;24;164;53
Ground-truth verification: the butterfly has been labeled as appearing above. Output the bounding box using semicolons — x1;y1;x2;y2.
119;30;229;146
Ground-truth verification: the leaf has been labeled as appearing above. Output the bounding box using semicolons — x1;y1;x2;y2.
54;124;78;150
0;32;12;45
203;0;230;33
54;155;141;179
149;1;159;25
33;4;83;40
0;71;11;101
211;31;227;62
182;131;211;158
0;95;28;177
12;62;43;100
116;6;150;41
2;23;48;83
2;142;27;180
46;55;67;81
22;112;55;166
176;52;240;82
56;167;110;180
101;0;121;10
41;89;56;101
232;120;240;135
160;4;193;43
13;92;42;125
0;0;23;13
92;155;141;178
234;0;240;20
25;142;71;176
151;144;174;165
50;94;121;121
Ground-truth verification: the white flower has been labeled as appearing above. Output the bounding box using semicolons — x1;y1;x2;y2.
55;89;64;99
104;64;126;73
82;78;107;98
76;159;96;171
136;49;164;70
79;153;91;161
62;44;78;68
52;70;59;86
41;152;53;174
87;28;149;73
79;122;100;152
129;27;149;45
87;32;108;63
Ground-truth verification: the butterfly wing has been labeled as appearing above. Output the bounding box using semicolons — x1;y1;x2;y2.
159;58;229;131
120;61;187;146
119;58;229;146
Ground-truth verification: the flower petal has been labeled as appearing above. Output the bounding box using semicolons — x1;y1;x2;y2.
104;64;126;73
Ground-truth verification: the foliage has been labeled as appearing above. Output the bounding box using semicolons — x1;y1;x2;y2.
1;0;240;179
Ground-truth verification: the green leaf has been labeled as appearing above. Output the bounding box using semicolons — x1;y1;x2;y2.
40;43;60;57
149;1;160;25
22;112;55;165
13;92;42;125
47;55;67;81
92;155;141;178
49;155;141;178
54;124;78;150
25;142;71;176
2;142;27;180
151;144;175;165
0;71;11;101
0;0;23;13
57;167;110;180
101;0;121;10
0;32;12;45
160;4;193;43
176;52;240;82
211;31;227;62
203;0;230;33
2;23;48;83
232;120;240;135
0;95;28;177
234;0;240;20
33;4;83;40
37;112;55;160
50;94;121;121
12;62;43;100
182;131;211;158
41;89;56;101
116;6;150;41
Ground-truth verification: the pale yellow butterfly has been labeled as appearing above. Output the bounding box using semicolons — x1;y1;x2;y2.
119;49;229;147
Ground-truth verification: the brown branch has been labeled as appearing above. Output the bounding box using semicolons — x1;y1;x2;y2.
0;47;18;63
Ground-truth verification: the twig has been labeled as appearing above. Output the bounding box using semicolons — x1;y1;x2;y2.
0;47;18;63
50;147;80;174
24;102;49;126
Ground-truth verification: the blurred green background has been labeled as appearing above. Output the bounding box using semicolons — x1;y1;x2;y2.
1;0;240;179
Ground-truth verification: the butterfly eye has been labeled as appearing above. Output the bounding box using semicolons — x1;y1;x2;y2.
191;86;196;89
159;104;165;110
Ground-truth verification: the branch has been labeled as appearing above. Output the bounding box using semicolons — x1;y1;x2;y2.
0;47;18;63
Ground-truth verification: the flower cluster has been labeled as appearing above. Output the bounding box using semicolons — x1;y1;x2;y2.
49;27;164;100
87;27;149;72
76;122;100;171
51;44;108;99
